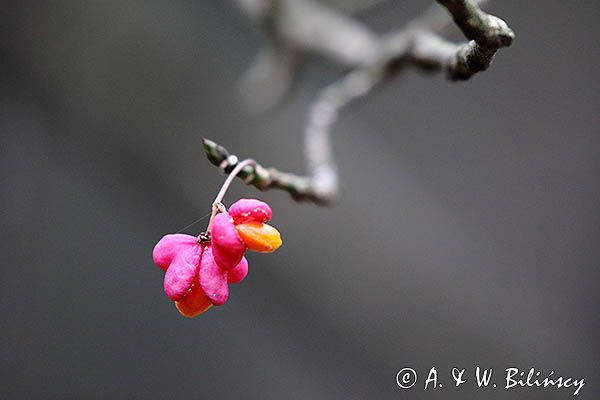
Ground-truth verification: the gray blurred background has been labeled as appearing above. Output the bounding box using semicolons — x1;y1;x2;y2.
1;1;598;399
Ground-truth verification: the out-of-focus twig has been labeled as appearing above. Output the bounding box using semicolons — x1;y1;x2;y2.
236;0;381;112
436;0;514;79
206;0;514;204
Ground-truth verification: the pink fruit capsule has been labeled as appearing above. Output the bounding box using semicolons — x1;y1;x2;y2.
227;257;249;284
163;244;203;301
198;246;229;306
211;212;246;270
229;198;272;224
153;233;198;271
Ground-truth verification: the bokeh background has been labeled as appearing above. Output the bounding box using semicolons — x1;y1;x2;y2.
1;1;598;399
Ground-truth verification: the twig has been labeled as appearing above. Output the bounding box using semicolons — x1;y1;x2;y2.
205;158;257;234
205;0;514;204
436;0;514;79
203;139;328;204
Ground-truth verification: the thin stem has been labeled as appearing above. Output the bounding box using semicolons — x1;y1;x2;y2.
213;158;257;205
205;158;257;233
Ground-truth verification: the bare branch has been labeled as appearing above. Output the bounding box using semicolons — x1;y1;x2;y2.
207;0;515;204
435;0;514;79
202;139;330;204
436;0;513;47
402;0;488;35
237;0;381;111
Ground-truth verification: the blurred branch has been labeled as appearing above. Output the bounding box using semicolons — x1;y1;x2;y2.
436;0;514;79
205;0;514;204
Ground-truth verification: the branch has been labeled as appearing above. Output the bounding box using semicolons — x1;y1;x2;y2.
207;0;514;204
236;0;381;112
435;0;514;80
202;139;329;204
